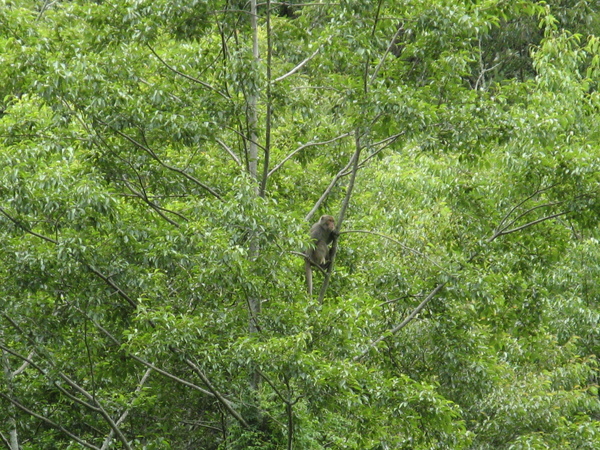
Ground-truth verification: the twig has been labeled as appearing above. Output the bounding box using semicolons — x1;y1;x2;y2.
341;229;446;272
147;45;230;100
370;24;404;84
0;393;100;450
184;358;250;428
274;47;321;83
268;132;352;178
489;211;568;242
354;282;447;362
216;138;242;166
99;121;223;201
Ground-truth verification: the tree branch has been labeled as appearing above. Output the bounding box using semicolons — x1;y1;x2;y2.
494;184;557;232
370;24;404;84
78;310;216;398
305;153;356;223
101;369;153;450
354;282;447;362
342;229;446;272
274;46;321;83
489;211;568;242
216;138;242;166
0;393;100;450
184;358;250;428
0;205;138;309
147;45;230;100
98;120;223;201
269;132;352;178
318;130;362;302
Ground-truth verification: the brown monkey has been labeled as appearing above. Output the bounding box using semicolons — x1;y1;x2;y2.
305;215;337;295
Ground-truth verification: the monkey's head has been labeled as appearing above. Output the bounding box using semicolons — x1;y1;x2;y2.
320;215;335;231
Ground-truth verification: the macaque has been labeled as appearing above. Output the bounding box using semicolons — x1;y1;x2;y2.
305;215;337;296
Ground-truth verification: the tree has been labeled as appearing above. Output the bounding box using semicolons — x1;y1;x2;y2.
1;0;600;448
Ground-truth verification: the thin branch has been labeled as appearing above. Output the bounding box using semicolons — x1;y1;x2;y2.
101;369;153;450
36;0;57;20
492;201;564;239
0;393;100;450
120;177;184;227
357;132;403;167
0;205;138;309
274;47;321;83
494;184;556;232
147;45;230;100
0;328;131;450
304;131;402;221
260;0;273;197
57;373;132;450
0;205;58;244
79;310;216;398
268;132;352;178
184;358;250;428
0;431;11;450
318;130;362;302
474;36;501;90
342;230;446;272
225;125;267;153
257;370;297;450
354;282;447;362
86;264;137;309
98;120;223;201
489;211;568;242
370;24;404;84
216;138;242;166
305;154;356;222
13;351;35;376
363;0;384;92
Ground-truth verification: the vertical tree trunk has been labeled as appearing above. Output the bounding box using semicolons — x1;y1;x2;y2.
248;0;259;184
247;0;261;391
1;349;19;450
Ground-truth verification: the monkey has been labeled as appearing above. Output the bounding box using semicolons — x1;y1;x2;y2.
304;215;337;296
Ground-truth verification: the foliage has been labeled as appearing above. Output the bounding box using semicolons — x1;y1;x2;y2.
1;0;600;449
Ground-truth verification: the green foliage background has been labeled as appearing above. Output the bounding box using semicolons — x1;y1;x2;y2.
1;0;600;448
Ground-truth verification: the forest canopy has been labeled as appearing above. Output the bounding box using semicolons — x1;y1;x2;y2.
1;0;600;449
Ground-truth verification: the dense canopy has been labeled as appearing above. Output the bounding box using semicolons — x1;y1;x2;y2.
1;0;600;448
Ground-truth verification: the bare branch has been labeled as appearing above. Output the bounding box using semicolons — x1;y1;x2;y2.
184;358;250;428
492;201;564;239
0;206;138;309
318;130;362;302
355;282;447;362
268;132;352;178
489;211;568;242
342;229;447;272
147;45;230;100
86;264;138;309
305;154;356;223
216;138;242;166
120;177;184;227
274;47;321;83
79;310;216;398
0;393;100;450
98;120;223;201
56;373;132;450
1;329;131;449
0;205;58;244
370;25;404;84
101;369;153;450
13;351;35;376
0;431;12;450
494;184;557;232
